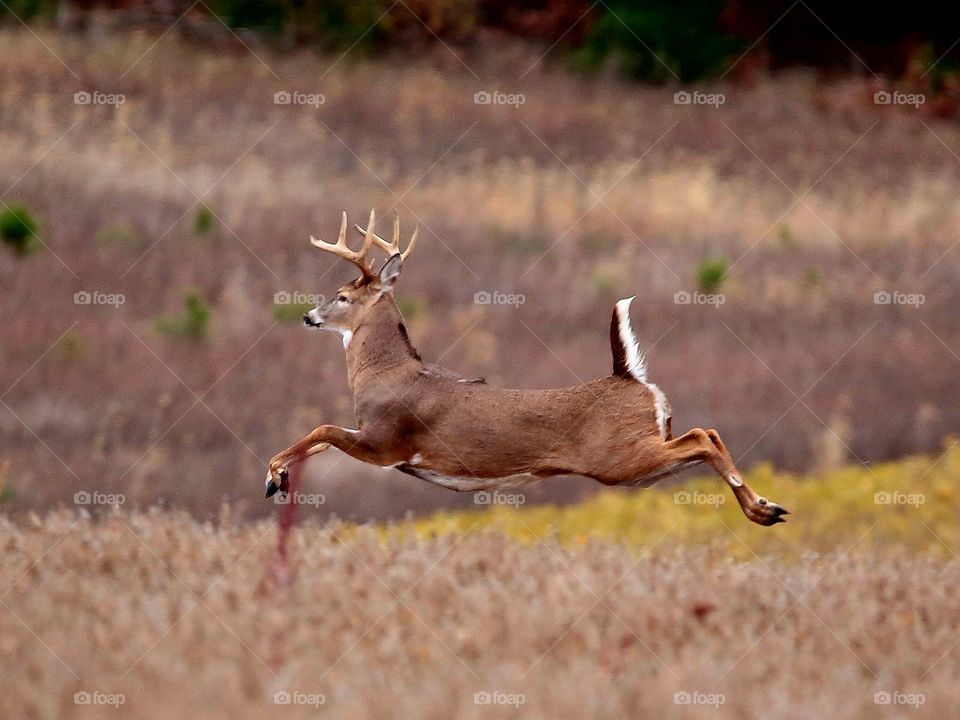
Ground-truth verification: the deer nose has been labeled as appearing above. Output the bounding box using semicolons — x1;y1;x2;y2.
303;313;312;325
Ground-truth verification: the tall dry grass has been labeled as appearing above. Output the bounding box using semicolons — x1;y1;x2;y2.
1;28;959;517
2;509;958;719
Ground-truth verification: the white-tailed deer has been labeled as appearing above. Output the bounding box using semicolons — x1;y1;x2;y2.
266;211;788;526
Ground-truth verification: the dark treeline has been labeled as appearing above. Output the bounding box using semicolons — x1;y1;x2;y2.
4;0;960;81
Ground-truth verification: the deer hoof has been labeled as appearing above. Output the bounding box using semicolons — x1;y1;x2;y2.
264;467;289;498
748;497;789;526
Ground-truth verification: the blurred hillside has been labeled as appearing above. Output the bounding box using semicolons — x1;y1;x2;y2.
1;20;959;519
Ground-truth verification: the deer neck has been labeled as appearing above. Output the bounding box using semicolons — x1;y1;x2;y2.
345;293;422;389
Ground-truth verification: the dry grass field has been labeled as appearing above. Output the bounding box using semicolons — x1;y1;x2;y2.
5;448;960;719
3;505;959;720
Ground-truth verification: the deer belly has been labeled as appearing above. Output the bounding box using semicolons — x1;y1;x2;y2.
394;463;540;492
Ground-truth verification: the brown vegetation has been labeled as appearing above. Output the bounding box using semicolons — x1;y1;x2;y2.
2;510;957;719
1;29;959;518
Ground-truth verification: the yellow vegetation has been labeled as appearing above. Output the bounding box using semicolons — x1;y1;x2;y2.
407;444;960;558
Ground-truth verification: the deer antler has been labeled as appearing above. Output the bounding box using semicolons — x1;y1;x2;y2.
354;210;419;263
310;210;377;278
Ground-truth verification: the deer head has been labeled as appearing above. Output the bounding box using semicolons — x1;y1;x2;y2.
302;209;418;346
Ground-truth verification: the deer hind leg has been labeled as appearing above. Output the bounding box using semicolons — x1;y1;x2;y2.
265;425;380;497
651;428;789;526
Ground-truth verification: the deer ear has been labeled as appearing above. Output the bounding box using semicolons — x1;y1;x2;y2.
378;253;402;288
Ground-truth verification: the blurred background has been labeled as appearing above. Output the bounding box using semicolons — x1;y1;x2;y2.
1;0;958;520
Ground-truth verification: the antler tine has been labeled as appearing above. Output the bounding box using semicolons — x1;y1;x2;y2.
404;221;419;260
354;209;419;261
310;210;375;277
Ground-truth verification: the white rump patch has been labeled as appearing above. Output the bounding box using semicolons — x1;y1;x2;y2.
647;382;671;441
615;296;648;382
616;297;671;440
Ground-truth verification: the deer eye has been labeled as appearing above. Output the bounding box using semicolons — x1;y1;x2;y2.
336;294;348;303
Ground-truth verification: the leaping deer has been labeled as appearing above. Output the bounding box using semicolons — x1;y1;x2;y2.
265;211;788;526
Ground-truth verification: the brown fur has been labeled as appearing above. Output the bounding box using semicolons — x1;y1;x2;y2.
269;219;788;526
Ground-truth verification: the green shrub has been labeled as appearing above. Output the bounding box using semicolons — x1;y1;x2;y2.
396;294;428;321
194;205;214;235
95;222;139;248
0;202;39;256
489;227;548;256
589;264;619;296
210;0;390;50
804;267;823;288
155;291;211;341
697;257;727;294
58;331;86;361
575;0;740;82
777;223;795;249
0;0;57;21
273;301;313;324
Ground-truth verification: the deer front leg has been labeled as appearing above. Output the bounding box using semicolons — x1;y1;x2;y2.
265;425;366;497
